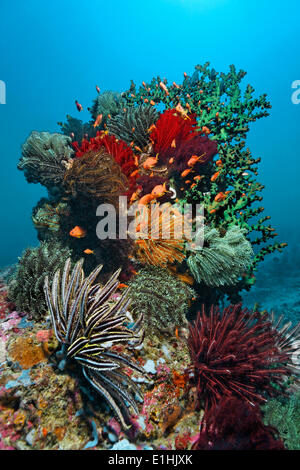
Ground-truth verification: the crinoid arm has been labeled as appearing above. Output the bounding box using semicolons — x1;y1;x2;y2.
44;258;145;428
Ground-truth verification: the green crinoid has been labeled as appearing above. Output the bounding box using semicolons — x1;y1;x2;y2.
8;240;71;321
128;265;195;332
187;225;253;287
18;131;74;188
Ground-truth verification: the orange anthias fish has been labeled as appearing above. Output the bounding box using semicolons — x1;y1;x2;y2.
138;193;156;206
214;192;226;203
96;85;100;94
83;249;94;254
187;153;206;167
70;226;87;238
93;114;103;128
175;102;189;119
118;283;128;289
151;182;168;198
143;154;158;171
202;126;211;134
159;81;169;95
211;171;220;182
181;168;192;178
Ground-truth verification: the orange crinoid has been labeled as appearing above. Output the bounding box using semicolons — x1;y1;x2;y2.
130;202;191;267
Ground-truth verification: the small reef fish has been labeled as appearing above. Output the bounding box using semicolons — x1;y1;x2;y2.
214;192;226;202
96;85;100;94
159;81;169;95
93;114;103;128
187;153;206;167
211;171;220;182
143;154;158;171
138;193;155;206
150;182;168;198
175;102;189;119
181;168;192;178
130;187;142;204
138;182;169;206
75;100;83;112
69;226;87;238
83;249;94;254
118;283;128;289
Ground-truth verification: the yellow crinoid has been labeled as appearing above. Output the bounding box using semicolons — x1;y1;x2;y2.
129;202;191;267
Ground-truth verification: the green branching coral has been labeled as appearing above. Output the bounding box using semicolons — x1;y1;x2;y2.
262;394;300;450
122;63;271;145
8;240;71;321
107;105;159;149
128;266;195;332
187;225;253;287
90;90;125;123
18;131;74;188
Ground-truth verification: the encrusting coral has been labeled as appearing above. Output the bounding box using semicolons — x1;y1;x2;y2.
44;258;144;428
8;241;71;321
187;225;253;287
128;266;195;332
18;131;74;189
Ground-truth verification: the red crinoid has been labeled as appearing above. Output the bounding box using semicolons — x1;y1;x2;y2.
192;397;285;450
150;108;198;153
148;108;218;178
187;304;292;411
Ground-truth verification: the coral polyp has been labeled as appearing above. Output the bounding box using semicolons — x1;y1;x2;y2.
44;258;144;428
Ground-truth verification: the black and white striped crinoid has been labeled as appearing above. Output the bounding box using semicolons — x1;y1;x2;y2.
44;258;145;428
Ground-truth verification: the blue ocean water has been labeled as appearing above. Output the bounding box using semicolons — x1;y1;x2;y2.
0;0;299;268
